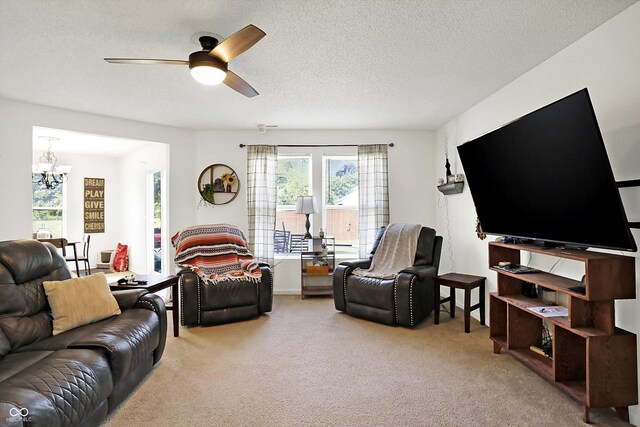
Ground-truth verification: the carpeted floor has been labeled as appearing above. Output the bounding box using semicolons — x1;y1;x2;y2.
104;296;629;426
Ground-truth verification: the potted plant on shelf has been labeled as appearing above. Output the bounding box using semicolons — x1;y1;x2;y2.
200;183;215;205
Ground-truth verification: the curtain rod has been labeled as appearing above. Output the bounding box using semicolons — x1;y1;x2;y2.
238;143;394;148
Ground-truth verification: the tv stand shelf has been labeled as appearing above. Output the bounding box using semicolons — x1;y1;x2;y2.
489;242;635;300
488;267;585;299
489;242;637;423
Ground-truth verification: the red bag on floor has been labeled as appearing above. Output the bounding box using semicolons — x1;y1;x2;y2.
113;243;129;272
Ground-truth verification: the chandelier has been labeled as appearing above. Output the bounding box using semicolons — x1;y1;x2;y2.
32;137;72;189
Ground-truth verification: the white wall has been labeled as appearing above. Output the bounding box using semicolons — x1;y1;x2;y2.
4;104;438;293
193;129;437;293
0;99;196;266
435;3;640;423
118;143;168;273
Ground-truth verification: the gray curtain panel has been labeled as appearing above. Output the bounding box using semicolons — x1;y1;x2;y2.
357;144;390;257
247;145;278;265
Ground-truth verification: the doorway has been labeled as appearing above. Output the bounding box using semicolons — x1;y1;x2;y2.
32;126;169;274
149;170;166;274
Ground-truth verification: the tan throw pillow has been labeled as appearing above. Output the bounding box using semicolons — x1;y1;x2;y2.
44;272;121;335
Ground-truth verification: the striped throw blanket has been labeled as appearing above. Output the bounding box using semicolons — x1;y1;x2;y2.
171;224;262;285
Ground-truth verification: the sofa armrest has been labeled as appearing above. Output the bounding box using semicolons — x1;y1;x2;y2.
111;289;149;310
332;265;351;312
395;266;438;327
258;265;273;313
68;293;167;381
334;259;371;312
339;259;371;270
136;293;167;364
178;269;200;326
399;265;438;281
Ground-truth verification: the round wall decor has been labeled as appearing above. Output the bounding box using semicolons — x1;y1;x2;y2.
197;164;240;205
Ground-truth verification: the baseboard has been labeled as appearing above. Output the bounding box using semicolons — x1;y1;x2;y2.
274;290;301;296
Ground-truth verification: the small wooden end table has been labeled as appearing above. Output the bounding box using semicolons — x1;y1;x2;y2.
434;273;486;333
109;275;179;337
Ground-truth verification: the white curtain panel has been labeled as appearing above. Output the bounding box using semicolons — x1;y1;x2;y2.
357;144;390;257
247;145;278;265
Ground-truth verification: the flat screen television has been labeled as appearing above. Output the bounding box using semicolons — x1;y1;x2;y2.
457;88;637;252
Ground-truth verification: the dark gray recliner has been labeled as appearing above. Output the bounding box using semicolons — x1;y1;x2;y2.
177;263;273;326
333;226;442;327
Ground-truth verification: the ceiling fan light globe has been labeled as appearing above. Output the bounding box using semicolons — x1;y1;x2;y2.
190;66;226;85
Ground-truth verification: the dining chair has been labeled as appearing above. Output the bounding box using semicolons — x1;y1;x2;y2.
66;234;91;276
289;234;308;252
46;238;69;254
274;229;291;253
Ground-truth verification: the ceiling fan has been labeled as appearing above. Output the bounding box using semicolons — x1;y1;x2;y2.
104;24;265;98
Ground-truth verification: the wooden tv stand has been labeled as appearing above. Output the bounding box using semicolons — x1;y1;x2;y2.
488;242;637;423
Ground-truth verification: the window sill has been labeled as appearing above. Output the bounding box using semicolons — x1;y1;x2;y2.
274;252;359;261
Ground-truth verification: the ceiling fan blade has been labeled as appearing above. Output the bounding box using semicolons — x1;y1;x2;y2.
224;70;258;98
210;24;266;63
104;58;188;65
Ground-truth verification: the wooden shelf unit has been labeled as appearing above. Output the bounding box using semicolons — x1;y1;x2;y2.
300;237;335;299
489;242;637;423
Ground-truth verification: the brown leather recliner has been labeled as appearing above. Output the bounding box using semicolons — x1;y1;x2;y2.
178;263;273;326
0;240;167;426
333;226;442;327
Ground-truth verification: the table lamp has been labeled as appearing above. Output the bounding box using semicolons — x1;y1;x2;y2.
295;195;318;238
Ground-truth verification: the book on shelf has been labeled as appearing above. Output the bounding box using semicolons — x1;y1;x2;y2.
527;306;568;317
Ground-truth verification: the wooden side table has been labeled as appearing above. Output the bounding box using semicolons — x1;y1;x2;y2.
434;273;486;333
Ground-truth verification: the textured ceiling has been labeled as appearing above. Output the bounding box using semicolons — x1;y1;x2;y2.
0;0;635;130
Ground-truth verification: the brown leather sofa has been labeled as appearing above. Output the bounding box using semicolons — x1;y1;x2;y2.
0;240;167;426
178;263;272;326
333;226;442;327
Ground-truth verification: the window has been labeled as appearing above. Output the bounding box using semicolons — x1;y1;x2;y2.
151;170;163;273
32;174;66;237
276;156;311;235
275;151;358;256
323;156;358;255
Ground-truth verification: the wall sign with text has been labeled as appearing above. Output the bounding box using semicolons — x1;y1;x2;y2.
84;177;105;233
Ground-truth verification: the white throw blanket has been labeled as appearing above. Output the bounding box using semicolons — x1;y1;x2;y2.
352;223;422;279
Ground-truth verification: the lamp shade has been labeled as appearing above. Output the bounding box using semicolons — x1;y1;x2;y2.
38;162;53;172
55;165;73;174
295;196;319;214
